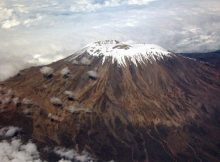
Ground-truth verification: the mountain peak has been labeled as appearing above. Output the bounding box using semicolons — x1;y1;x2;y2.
1;39;220;162
68;40;172;66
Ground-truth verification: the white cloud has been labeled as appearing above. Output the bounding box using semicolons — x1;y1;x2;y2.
87;70;98;79
0;63;25;81
1;18;20;29
23;15;42;27
0;139;42;162
54;147;94;162
0;97;11;105
22;98;32;105
0;7;13;21
127;0;156;5
60;67;70;76
0;126;21;137
70;0;156;13
80;57;92;65
0;0;220;81
0;2;42;29
58;159;71;162
50;97;63;106
12;97;20;105
40;66;54;76
14;4;29;13
64;90;76;101
70;0;102;13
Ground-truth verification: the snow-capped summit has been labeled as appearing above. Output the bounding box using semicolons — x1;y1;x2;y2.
68;40;172;65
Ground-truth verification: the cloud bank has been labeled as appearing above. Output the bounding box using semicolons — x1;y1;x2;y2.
0;125;94;162
0;139;42;162
0;0;220;81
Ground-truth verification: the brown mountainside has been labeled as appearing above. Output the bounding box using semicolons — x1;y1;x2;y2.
1;41;220;162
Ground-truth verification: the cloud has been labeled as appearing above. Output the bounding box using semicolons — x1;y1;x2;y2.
23;15;42;27
40;66;54;76
0;139;42;162
64;90;75;100
0;1;43;29
0;7;13;21
50;97;63;107
87;70;98;79
1;18;20;29
0;126;92;162
127;0;156;5
14;4;29;14
54;147;94;162
70;0;102;13
0;0;220;81
60;67;70;76
58;159;71;162
0;126;21;137
0;51;33;81
70;0;156;13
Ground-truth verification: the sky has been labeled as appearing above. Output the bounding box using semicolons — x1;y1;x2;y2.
0;0;220;81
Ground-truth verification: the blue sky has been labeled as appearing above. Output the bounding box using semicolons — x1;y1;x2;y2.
0;0;220;80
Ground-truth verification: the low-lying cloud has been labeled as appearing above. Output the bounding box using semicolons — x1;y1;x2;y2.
54;147;94;162
0;139;42;162
0;125;94;162
0;0;220;81
0;126;21;137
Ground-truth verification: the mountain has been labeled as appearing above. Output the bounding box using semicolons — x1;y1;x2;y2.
1;40;220;162
179;50;220;70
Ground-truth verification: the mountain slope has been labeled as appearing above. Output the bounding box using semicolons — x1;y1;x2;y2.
179;50;220;70
1;40;220;162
